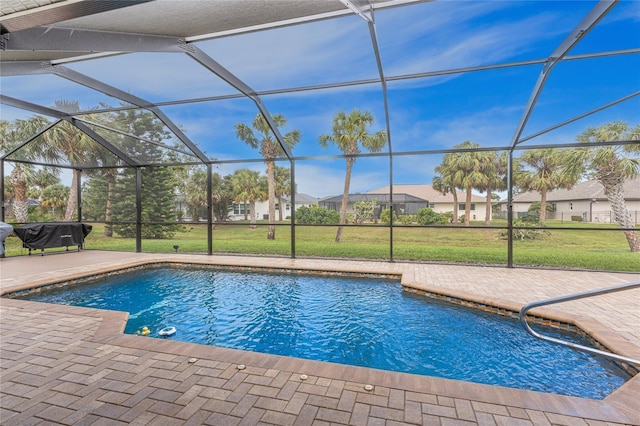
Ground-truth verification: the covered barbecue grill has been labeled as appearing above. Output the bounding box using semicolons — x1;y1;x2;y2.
14;222;92;255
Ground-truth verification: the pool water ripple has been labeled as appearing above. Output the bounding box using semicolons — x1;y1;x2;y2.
17;267;630;399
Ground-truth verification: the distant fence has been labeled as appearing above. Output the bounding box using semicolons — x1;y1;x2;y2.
548;210;639;225
495;210;640;225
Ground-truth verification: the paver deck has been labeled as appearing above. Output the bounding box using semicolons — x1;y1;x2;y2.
1;251;639;425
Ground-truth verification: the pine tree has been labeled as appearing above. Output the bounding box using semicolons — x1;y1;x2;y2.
112;167;138;238
141;165;178;238
81;176;108;221
110;109;179;239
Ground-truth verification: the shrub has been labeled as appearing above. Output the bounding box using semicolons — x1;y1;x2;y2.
498;219;549;240
416;208;448;225
398;214;414;225
353;199;378;224
528;202;554;213
381;208;397;224
571;215;583;222
295;205;340;224
518;212;540;224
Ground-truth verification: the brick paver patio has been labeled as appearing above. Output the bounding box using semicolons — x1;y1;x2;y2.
1;251;638;425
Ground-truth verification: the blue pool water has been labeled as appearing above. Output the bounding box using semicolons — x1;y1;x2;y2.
17;267;630;399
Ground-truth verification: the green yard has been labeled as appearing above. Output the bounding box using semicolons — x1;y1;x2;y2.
3;221;638;272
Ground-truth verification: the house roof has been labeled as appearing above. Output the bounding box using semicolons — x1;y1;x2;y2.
511;177;640;203
283;193;318;204
319;193;427;204
369;184;486;203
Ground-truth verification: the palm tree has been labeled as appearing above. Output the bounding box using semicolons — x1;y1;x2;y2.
41;183;70;219
235;113;300;239
184;168;208;222
83;163;119;236
45;100;97;221
211;173;234;222
8;164;34;223
434;157;460;224
449;141;486;226
477;151;507;226
101;168;119;236
81;110;125;236
319;109;387;243
3;176;15;218
274;166;292;221
0;116;59;222
566;121;640;252
514;148;580;225
231;168;267;228
31;169;60;201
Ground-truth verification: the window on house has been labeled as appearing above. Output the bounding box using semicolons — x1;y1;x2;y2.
286;204;290;210
429;203;436;209
234;203;250;215
458;203;476;210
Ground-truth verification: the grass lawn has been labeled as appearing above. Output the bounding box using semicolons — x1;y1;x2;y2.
3;220;638;272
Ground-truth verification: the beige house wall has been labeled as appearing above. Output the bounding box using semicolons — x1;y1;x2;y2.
501;199;640;223
432;201;488;222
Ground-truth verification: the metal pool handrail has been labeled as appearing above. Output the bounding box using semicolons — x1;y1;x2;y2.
519;281;640;366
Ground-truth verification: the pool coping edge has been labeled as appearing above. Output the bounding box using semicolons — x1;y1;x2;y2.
1;257;638;424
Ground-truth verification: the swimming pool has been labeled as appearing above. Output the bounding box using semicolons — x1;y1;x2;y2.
15;266;630;399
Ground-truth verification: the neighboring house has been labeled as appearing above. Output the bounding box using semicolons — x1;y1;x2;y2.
228;193;318;221
498;177;640;223
318;193;428;219
2;198;40;221
367;184;488;222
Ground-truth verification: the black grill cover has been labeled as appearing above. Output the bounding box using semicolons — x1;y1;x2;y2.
14;222;92;250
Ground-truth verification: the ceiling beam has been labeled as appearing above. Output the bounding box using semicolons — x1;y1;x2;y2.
186;0;427;42
0;120;59;161
71;119;139;167
0;94;138;166
184;43;294;160
508;0;617;149
338;0;373;23
0;60;51;76
1;27;183;53
47;64;210;163
0;0;154;34
518;91;640;145
0;94;70;119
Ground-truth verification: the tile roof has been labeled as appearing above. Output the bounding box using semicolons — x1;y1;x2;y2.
283;193;319;204
512;177;640;203
369;184;486;203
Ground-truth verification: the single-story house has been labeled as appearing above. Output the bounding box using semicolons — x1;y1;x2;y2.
3;198;41;220
318;193;428;219
229;193;319;221
498;177;640;223
368;184;489;222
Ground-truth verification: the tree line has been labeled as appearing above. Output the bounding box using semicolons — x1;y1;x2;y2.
432;122;639;252
1;102;638;251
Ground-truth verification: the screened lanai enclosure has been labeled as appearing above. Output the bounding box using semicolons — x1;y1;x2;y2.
1;0;639;271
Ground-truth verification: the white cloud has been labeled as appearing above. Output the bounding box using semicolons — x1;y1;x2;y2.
68;52;239;101
197;16;378;90
295;162;388;199
2;0;635;183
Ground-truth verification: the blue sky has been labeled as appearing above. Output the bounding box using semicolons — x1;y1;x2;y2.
1;0;639;199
